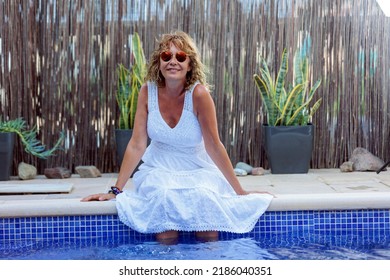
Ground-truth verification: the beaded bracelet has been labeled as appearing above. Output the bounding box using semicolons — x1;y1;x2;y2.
108;186;123;195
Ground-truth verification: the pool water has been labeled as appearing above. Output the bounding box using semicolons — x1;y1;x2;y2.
2;233;390;260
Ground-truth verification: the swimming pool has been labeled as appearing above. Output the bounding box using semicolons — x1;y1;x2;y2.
1;209;390;260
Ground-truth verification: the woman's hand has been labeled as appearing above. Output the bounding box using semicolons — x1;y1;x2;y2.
81;193;116;202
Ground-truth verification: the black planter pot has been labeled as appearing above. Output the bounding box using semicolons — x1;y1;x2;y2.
263;124;314;174
115;129;147;177
0;132;15;181
115;129;133;169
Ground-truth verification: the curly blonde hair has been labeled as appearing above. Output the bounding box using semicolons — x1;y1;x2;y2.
146;31;208;90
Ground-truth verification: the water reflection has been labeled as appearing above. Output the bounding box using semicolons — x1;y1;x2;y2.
2;233;390;260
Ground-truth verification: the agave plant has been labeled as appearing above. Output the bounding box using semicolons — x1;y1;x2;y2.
0;117;64;159
254;48;322;126
116;32;147;130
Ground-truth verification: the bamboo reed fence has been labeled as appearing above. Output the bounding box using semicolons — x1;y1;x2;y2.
0;0;389;174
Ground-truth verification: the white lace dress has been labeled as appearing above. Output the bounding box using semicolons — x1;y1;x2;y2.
115;82;272;234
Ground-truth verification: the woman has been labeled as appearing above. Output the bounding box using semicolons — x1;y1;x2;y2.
82;31;272;243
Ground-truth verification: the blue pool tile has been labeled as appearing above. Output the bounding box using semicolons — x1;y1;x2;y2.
1;210;390;243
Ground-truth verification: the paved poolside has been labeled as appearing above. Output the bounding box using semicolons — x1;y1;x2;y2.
1;169;390;217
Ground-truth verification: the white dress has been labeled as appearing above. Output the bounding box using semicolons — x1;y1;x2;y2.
115;82;272;234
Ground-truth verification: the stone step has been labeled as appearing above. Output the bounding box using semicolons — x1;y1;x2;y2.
0;183;73;194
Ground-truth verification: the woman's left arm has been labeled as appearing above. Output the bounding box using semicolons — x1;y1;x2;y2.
193;85;248;195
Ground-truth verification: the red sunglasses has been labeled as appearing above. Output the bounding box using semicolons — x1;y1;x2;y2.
160;51;188;63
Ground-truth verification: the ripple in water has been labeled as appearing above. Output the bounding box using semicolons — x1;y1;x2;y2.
2;234;390;260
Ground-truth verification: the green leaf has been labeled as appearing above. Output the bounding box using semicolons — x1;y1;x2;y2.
0;118;64;159
277;84;304;126
275;49;288;110
116;32;147;129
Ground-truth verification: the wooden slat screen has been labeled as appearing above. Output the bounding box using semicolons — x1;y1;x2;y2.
0;0;389;174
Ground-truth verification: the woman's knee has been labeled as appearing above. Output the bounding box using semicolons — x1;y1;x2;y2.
195;231;219;242
156;230;179;244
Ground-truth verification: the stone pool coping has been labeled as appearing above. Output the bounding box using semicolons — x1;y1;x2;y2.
1;169;390;218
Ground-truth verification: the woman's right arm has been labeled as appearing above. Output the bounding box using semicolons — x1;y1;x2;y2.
81;84;149;201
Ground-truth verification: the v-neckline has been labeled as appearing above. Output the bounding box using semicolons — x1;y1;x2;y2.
157;90;187;130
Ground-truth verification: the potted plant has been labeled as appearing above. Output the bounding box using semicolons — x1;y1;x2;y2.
254;48;322;174
0;118;64;180
115;32;147;169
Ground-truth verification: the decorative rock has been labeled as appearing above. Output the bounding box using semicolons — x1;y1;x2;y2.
340;161;354;172
350;147;385;171
75;165;102;178
44;167;72;179
251;167;265;176
18;162;37;180
235;162;253;174
234;168;247;176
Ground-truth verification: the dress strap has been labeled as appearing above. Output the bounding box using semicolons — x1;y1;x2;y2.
183;81;200;112
147;81;158;112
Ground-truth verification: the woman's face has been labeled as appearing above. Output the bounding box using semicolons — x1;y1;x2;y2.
159;43;191;84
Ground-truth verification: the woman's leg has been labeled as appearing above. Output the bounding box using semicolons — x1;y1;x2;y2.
156;230;179;245
195;231;219;242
